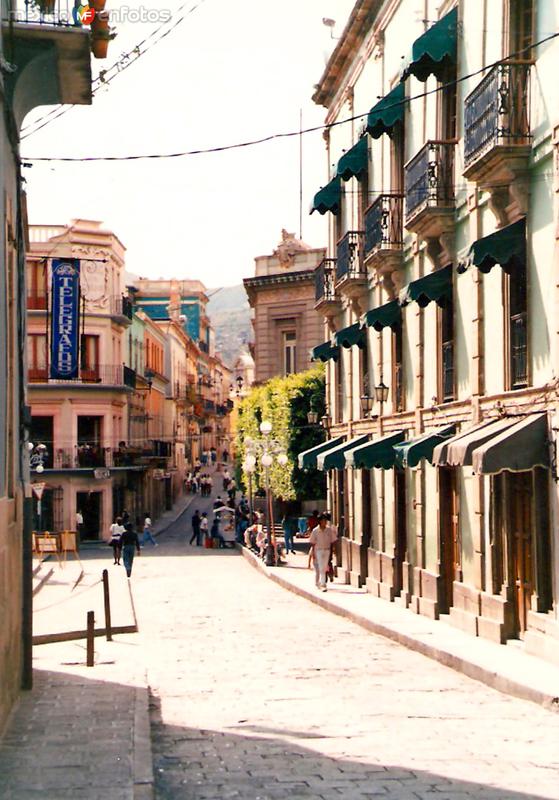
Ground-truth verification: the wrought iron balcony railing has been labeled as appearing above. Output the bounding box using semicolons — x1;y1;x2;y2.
464;62;531;171
441;341;455;402
8;1;80;27
405;140;455;223
364;194;404;258
315;258;338;303
510;312;528;389
110;295;134;320
335;231;365;284
29;364;137;388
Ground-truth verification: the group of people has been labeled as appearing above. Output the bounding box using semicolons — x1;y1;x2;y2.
108;511;157;577
185;472;214;496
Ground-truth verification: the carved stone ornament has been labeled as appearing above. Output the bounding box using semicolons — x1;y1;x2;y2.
273;229;311;269
73;248;110;309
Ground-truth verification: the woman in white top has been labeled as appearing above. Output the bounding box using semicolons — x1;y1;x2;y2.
109;516;125;565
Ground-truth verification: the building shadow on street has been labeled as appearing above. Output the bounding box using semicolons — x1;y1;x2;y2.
149;693;556;800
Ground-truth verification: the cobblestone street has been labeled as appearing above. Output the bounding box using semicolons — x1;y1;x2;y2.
130;502;559;800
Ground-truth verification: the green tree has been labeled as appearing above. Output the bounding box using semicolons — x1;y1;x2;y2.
236;366;327;502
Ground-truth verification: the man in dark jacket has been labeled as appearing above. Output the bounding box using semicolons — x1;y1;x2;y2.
189;510;201;546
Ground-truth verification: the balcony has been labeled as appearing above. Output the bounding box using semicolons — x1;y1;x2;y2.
3;1;93;130
29;364;137;389
363;194;404;296
110;295;134;323
404;141;455;265
463;62;532;223
335;231;366;302
314;258;341;316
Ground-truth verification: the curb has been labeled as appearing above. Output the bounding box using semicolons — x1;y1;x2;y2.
133;684;155;800
153;496;195;538
239;546;559;711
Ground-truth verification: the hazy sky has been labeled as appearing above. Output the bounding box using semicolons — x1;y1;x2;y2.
22;0;356;286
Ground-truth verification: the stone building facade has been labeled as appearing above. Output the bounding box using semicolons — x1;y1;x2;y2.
307;0;559;664
244;230;325;384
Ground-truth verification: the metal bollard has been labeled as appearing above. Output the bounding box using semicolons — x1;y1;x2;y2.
102;569;112;641
86;611;95;666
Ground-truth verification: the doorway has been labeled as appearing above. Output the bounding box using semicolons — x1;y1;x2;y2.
509;472;533;636
360;470;372;580
439;467;460;613
76;491;102;540
394;469;407;596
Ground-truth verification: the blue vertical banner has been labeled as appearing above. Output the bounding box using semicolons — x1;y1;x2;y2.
50;259;81;380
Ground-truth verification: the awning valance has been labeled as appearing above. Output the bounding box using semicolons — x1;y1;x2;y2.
311;342;339;363
336;137;368;181
433;418;516;467
399;264;452;308
298;436;345;470
393;424;456;469
346;431;405;469
366;83;406;139
458;218;526;275
400;7;459;83
364;300;401;332
335;323;366;349
310;177;341;215
316;435;369;471
472;414;549;475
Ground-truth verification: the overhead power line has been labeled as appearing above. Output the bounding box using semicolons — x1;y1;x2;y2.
21;29;559;164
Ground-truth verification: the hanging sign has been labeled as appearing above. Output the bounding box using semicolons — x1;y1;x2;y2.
50;259;81;380
32;482;46;500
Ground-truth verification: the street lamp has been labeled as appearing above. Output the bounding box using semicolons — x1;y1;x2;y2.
243;420;288;566
374;381;389;404
360;393;374;418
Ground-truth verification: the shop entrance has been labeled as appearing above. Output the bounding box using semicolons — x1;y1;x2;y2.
76;491;102;540
394;469;407;596
509;472;533;636
439;467;460;613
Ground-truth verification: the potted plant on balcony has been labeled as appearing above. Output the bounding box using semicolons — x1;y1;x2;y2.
90;12;116;59
33;0;56;14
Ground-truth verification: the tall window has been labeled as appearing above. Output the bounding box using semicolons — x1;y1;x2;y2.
390;124;405;194
27;259;47;309
439;289;455;402
509;0;534;56
283;330;296;375
28;334;47;381
508;258;528;389
360;335;369;409
392;325;404;413
81;334;100;380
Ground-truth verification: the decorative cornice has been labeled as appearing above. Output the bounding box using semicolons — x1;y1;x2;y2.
243;270;316;290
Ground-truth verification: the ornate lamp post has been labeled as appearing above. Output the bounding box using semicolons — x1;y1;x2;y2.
243;420;288;566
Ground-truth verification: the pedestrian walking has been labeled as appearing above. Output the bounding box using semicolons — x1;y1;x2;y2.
308;513;338;591
211;518;226;548
222;448;229;463
222;468;231;492
76;508;84;539
109;515;124;564
210;447;217;464
142;512;157;546
282;515;296;555
200;512;209;546
189;510;201;546
121;522;141;577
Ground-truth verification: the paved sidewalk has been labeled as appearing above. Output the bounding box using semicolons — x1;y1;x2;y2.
240;544;559;710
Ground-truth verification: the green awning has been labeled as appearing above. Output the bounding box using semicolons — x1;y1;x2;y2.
311;341;339;362
472;414;549;475
366;83;406;139
393;424;456;469
336;137;368;181
316;435;369;471
401;7;458;83
298;436;345;470
346;432;405;469
458;218;526;275
335;323;366;349
310;177;341;215
399;264;452;308
364;300;401;332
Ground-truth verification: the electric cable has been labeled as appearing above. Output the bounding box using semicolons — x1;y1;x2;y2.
21;29;559;163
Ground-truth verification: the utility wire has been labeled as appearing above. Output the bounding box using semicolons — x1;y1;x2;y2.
21;29;559;163
20;0;207;141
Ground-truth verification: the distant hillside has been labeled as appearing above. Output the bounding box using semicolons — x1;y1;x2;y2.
207;285;252;367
